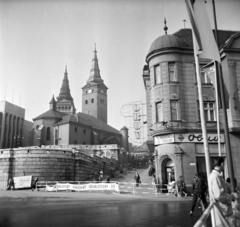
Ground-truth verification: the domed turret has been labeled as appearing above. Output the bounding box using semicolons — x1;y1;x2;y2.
147;18;188;57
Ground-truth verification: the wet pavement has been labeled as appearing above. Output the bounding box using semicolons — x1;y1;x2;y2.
0;168;212;227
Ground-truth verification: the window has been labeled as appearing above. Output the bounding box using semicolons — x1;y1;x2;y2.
198;102;215;121
170;101;179;120
154;65;161;84
91;98;94;103
75;127;77;132
55;129;58;145
85;100;88;104
74;140;77;144
87;89;92;94
201;70;212;83
100;99;104;104
83;129;86;134
204;102;215;121
46;127;50;141
156;102;163;122
169;63;176;81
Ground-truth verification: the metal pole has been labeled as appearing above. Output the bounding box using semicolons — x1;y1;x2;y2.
195;52;216;227
212;0;235;191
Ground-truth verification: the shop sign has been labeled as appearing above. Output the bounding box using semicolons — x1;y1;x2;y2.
190;163;196;166
175;133;225;143
154;134;174;145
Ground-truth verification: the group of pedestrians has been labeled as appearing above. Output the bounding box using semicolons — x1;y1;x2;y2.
189;157;240;227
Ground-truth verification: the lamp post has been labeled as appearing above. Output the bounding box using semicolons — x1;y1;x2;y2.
155;149;159;184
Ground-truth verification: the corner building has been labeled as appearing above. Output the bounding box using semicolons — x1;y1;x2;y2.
143;26;240;189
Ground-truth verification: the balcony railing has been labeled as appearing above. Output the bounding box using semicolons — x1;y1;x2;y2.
151;121;218;132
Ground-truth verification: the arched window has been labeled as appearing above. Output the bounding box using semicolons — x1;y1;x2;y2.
46;127;50;141
91;98;94;103
85;100;88;104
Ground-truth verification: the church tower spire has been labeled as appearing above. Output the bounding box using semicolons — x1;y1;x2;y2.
57;65;73;101
82;44;108;123
56;66;76;114
88;44;103;83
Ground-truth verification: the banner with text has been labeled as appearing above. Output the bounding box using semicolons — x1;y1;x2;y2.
46;182;120;193
13;176;32;189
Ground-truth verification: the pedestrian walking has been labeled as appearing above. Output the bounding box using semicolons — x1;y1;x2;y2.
177;176;187;197
134;172;141;187
7;178;15;190
32;177;39;191
209;157;236;226
99;170;103;182
106;175;110;183
189;173;207;216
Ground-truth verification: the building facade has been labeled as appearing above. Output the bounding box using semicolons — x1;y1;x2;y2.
0;101;33;149
143;26;240;188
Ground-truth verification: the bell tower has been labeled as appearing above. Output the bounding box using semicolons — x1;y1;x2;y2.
82;44;108;123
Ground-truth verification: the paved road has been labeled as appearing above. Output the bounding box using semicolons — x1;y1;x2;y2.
0;168;212;227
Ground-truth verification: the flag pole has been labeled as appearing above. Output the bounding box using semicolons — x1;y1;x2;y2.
194;45;216;227
213;61;221;156
212;0;236;192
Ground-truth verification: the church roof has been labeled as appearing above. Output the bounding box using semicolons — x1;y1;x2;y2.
56;112;121;135
57;66;73;102
49;95;56;104
33;109;67;121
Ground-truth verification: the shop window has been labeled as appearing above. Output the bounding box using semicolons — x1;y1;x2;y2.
156;102;163;122
169;62;176;82
154;65;161;84
170;101;179;120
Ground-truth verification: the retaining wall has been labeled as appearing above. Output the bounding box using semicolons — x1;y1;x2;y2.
0;148;119;190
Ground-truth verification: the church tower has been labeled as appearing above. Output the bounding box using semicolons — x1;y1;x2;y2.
82;44;108;123
56;66;76;114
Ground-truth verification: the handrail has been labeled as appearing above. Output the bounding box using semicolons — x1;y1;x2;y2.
194;201;215;227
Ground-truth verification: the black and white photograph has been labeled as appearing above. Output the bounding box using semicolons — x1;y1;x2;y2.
0;0;240;226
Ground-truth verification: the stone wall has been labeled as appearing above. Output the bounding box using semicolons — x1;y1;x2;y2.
0;148;119;189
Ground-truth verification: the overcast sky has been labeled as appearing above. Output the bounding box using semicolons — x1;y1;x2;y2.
0;0;239;145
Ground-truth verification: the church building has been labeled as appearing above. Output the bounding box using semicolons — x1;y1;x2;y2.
29;46;129;161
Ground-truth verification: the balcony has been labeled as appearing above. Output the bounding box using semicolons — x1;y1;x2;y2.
150;121;218;135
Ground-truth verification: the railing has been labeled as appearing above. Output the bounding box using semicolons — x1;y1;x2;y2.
152;121;218;131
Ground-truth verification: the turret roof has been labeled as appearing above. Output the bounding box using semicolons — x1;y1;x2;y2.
57;66;73;101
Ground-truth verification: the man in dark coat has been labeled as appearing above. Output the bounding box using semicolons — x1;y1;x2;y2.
190;173;207;216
